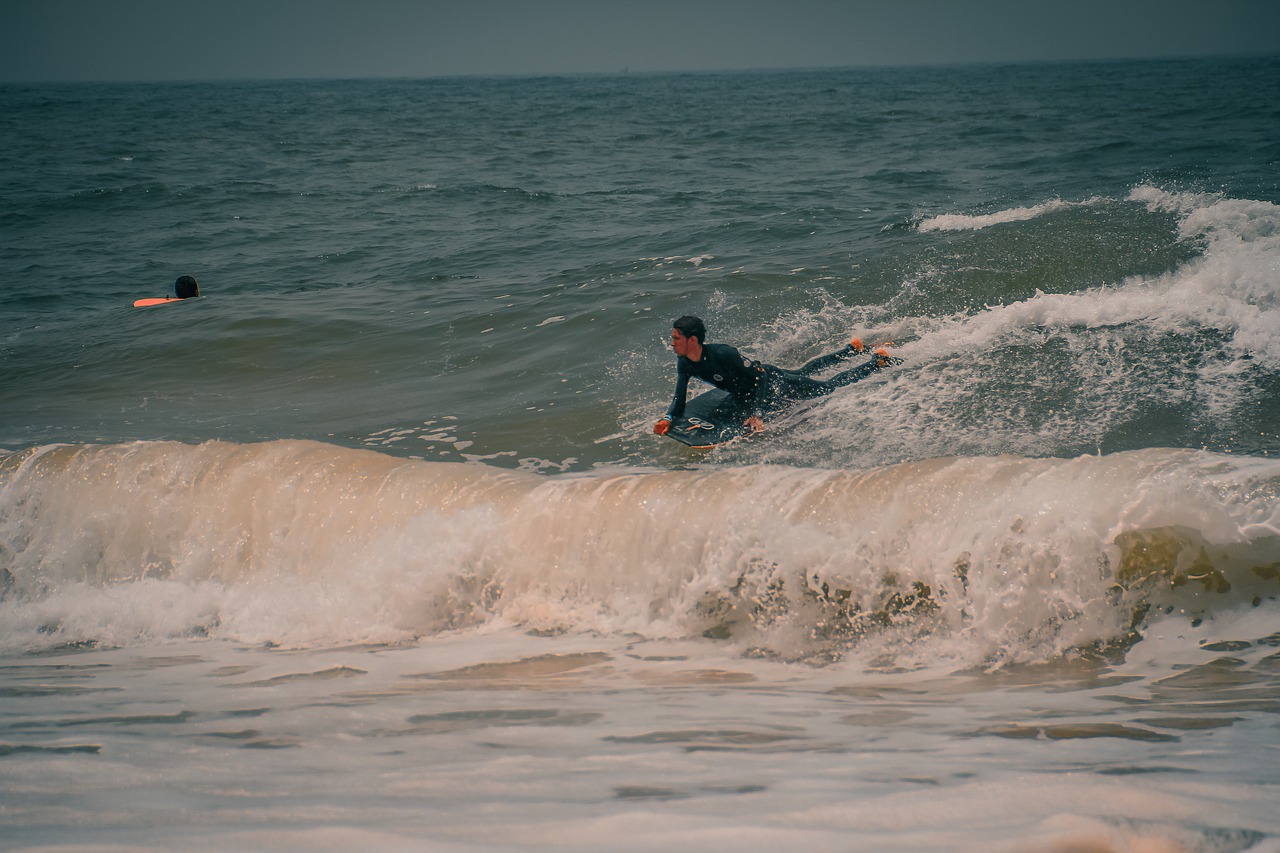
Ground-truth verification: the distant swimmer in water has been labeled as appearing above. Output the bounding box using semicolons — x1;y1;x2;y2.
133;275;201;308
653;315;899;435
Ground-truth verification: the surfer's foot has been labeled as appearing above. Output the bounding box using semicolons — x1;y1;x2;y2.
870;340;894;367
874;345;902;368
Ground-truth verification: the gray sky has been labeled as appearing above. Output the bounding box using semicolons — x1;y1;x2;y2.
3;0;1279;82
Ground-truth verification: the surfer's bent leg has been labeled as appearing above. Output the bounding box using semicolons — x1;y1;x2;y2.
825;355;895;390
794;345;859;377
767;371;835;404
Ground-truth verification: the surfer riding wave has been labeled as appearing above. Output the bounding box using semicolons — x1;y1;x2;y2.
653;315;899;436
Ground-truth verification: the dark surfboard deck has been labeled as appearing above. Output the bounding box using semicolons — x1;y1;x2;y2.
664;389;824;449
664;389;751;448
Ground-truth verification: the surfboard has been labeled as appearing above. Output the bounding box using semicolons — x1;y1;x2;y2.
132;297;183;307
664;389;826;449
664;389;751;448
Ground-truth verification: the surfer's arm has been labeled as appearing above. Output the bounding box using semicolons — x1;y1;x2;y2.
740;364;772;427
662;364;691;425
742;389;768;431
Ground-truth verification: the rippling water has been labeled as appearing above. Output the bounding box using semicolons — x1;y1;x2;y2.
2;58;1279;851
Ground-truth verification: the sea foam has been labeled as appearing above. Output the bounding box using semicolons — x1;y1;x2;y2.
2;440;1276;664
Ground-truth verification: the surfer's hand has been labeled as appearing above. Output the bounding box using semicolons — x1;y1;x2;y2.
744;416;764;432
653;419;671;435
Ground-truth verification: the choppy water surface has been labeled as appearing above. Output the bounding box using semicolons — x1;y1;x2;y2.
2;57;1279;851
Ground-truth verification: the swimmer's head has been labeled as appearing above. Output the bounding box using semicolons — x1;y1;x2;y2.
672;315;706;344
174;275;200;299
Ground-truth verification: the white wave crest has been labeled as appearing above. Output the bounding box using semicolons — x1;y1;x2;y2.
2;441;1276;665
917;198;1100;232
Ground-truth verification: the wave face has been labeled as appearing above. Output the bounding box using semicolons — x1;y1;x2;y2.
3;440;1277;663
737;186;1280;472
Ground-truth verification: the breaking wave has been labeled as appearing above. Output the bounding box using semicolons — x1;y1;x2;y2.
2;440;1277;665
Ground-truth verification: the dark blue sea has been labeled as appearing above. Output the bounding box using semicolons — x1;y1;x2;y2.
2;58;1279;851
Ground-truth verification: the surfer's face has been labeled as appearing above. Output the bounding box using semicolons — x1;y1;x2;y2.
670;328;693;357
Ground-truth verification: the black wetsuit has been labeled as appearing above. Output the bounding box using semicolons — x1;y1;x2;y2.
665;342;888;423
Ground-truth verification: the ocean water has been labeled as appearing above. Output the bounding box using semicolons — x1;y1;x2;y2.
2;57;1279;851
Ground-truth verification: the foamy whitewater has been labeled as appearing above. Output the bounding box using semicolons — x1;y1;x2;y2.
2;58;1279;851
